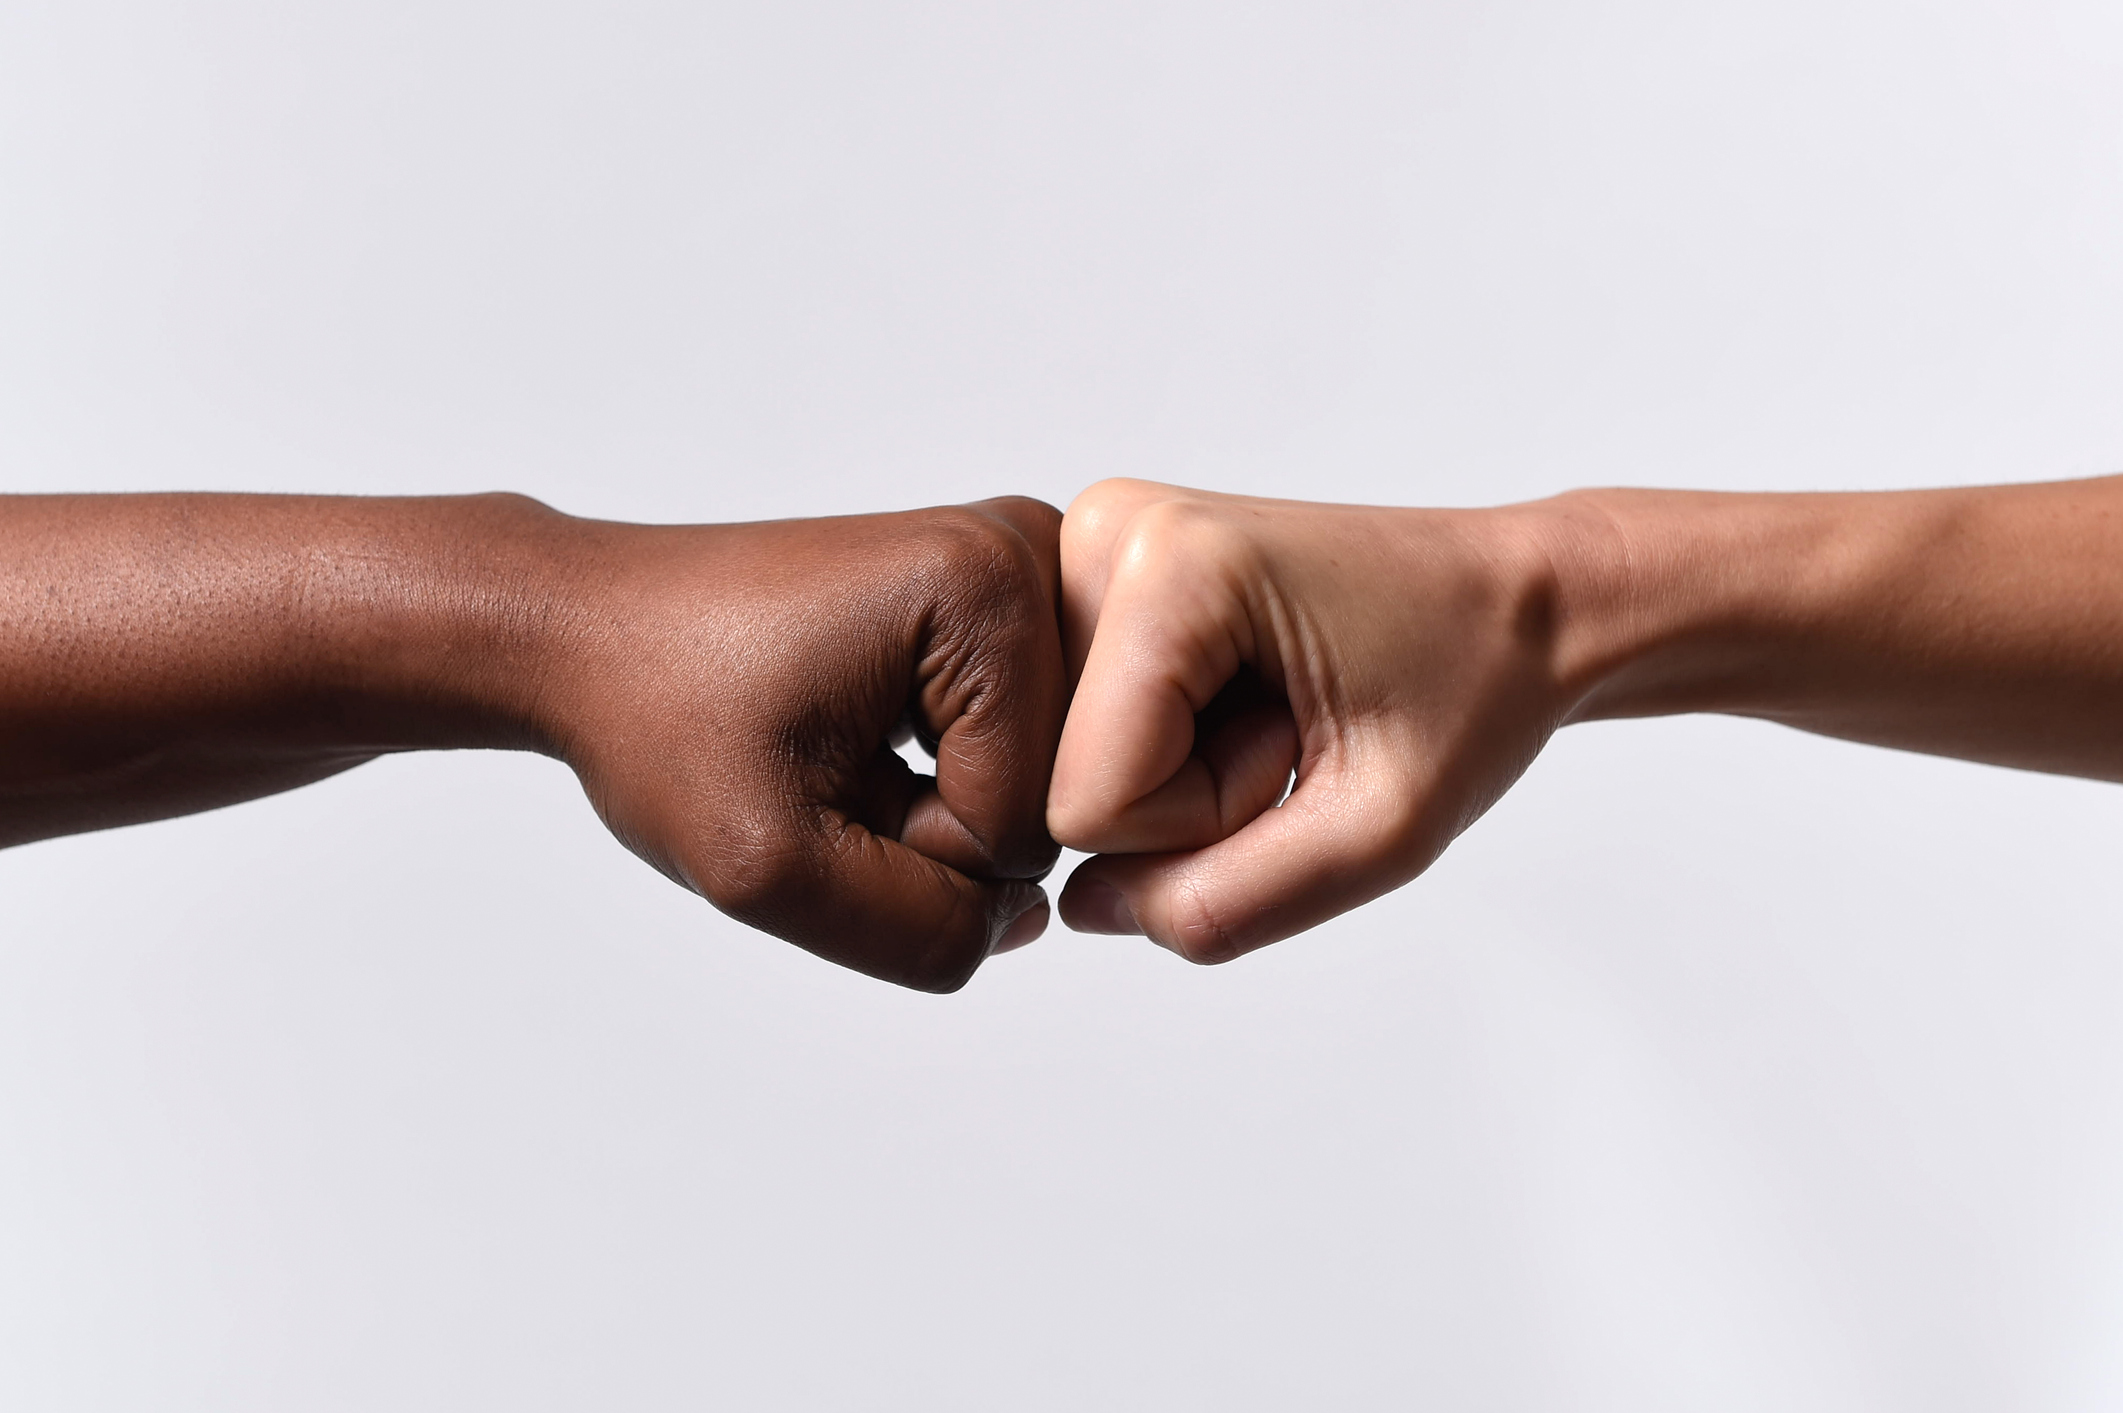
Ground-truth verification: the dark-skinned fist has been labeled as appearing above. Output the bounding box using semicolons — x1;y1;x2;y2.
532;497;1067;992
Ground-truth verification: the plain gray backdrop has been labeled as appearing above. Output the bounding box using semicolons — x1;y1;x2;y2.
5;0;2123;1407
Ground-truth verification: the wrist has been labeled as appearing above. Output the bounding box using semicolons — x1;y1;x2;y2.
1512;486;1829;725
1513;486;1695;722
1515;484;1952;726
299;492;590;756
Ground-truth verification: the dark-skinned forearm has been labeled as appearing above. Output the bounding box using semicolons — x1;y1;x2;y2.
0;492;574;847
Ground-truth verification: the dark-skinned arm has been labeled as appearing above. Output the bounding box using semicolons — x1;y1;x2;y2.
0;491;1066;991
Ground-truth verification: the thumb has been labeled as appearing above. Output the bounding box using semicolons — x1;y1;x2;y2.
1057;743;1417;963
704;803;1048;993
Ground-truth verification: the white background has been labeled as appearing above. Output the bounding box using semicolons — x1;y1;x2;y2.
4;1;2123;1407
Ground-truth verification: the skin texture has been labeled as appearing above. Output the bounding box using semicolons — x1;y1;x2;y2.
1049;475;2123;964
0;492;1067;992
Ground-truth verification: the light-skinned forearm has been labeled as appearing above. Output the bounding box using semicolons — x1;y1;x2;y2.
1538;476;2123;780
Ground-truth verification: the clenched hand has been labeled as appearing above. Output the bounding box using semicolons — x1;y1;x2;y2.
540;497;1066;990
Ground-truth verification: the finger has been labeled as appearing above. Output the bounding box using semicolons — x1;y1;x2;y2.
968;495;1063;616
1047;503;1266;853
1057;744;1421;964
1058;479;1191;676
989;895;1051;954
901;499;1069;882
1062;684;1299;853
1190;688;1302;838
717;802;1050;993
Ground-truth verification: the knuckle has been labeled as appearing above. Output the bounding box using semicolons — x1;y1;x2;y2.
917;509;1040;609
1108;498;1244;593
979;494;1064;540
1066;478;1166;538
927;504;1022;560
1164;881;1243;965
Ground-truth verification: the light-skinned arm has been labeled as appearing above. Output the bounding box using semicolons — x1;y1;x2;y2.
1047;475;2123;962
0;491;1066;991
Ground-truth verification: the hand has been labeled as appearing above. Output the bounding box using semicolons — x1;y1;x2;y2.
1047;479;1571;963
539;497;1068;991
